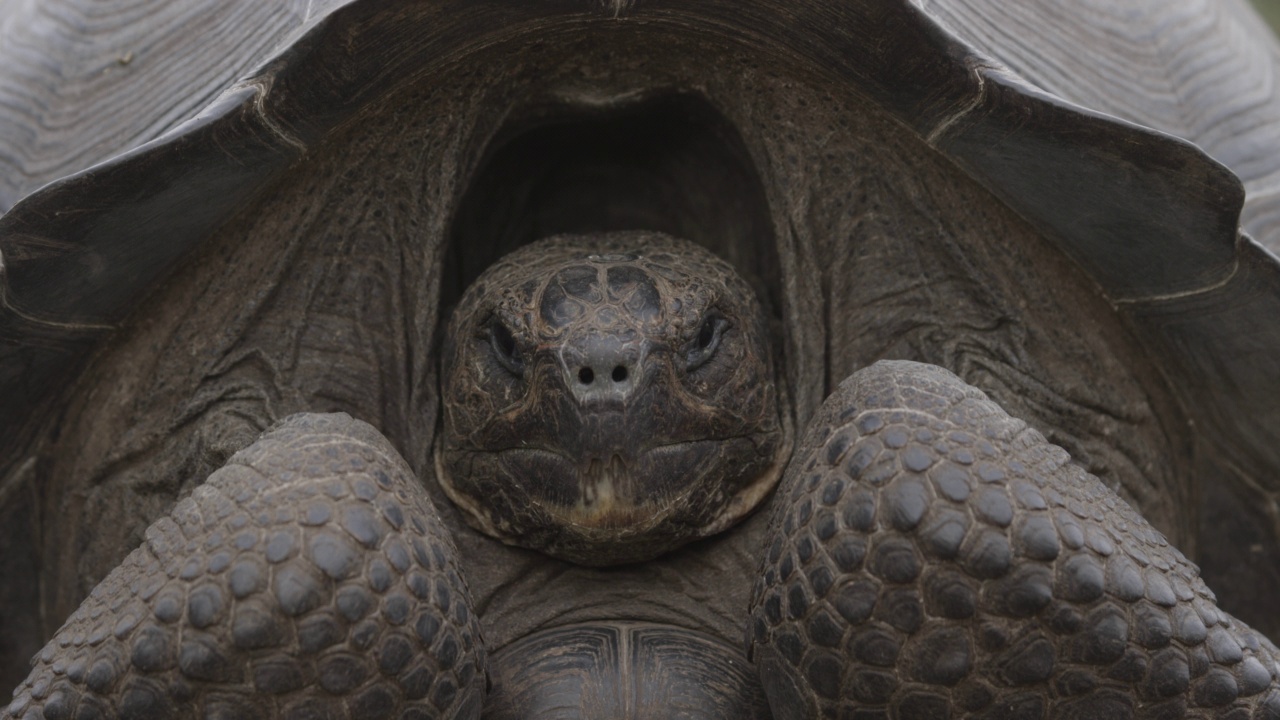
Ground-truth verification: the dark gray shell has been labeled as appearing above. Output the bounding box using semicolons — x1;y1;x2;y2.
2;0;1280;689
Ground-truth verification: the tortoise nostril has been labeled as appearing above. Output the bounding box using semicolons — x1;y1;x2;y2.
579;367;595;385
612;365;628;383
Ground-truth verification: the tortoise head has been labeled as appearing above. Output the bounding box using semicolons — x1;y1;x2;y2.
437;231;790;565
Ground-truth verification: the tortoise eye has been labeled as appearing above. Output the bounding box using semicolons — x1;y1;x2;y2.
488;321;524;376
697;317;717;349
687;315;727;371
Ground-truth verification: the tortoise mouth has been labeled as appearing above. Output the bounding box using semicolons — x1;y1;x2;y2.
493;439;730;531
435;426;789;565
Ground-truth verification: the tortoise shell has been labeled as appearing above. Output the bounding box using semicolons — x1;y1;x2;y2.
1;0;1279;702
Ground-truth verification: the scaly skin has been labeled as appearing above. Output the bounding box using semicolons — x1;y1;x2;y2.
751;361;1280;719
6;414;484;720
437;232;790;566
10;235;1280;718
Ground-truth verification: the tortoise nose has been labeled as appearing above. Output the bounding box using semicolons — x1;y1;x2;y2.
565;335;644;404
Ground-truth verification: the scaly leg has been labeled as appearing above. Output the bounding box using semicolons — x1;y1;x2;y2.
750;361;1280;719
6;413;484;720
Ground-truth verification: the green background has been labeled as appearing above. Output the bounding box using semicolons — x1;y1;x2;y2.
1254;0;1280;32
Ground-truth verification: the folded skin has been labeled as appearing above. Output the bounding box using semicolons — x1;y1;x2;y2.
10;233;1280;719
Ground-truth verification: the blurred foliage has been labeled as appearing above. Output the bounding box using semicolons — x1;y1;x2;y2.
1254;0;1280;34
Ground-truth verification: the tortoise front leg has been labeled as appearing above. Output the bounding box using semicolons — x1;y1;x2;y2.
5;413;484;720
749;360;1280;719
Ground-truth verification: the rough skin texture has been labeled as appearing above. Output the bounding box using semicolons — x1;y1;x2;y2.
11;238;1280;717
6;414;484;720
438;232;788;566
750;361;1280;719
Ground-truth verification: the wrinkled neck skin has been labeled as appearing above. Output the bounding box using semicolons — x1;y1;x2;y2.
431;231;793;648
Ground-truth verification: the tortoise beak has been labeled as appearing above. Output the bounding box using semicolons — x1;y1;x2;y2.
571;453;633;525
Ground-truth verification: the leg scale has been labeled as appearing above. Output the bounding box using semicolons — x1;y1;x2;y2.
6;413;485;720
750;361;1280;719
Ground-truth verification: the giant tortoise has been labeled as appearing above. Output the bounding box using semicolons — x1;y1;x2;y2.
3;0;1280;717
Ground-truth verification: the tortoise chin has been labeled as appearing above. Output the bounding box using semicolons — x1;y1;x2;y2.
437;432;789;565
436;232;792;566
